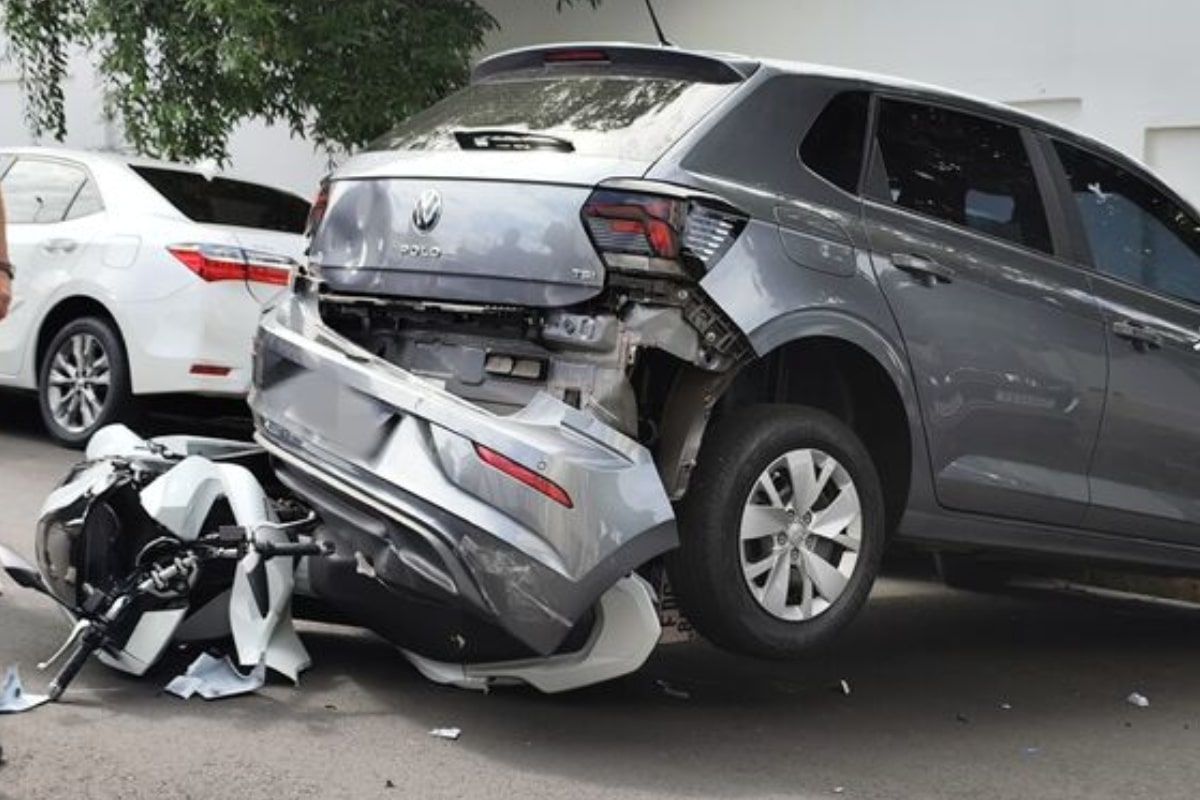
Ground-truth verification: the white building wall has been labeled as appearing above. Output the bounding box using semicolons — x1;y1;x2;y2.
4;2;1200;205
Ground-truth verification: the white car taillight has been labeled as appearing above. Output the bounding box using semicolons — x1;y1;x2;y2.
167;244;296;286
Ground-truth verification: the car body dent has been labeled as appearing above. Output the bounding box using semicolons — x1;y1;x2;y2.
250;289;678;654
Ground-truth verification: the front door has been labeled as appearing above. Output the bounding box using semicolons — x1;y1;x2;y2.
1050;139;1200;543
862;97;1107;527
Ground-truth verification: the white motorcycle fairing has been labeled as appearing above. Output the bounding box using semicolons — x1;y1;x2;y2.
61;426;309;682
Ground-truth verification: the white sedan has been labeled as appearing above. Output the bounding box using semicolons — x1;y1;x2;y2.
0;147;309;445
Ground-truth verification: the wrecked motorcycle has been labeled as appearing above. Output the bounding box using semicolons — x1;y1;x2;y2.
0;425;663;701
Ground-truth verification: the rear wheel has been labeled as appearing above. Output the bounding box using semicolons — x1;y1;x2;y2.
667;405;885;659
38;316;133;448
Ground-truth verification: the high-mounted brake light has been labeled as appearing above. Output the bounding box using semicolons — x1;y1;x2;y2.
168;244;295;286
582;186;746;277
474;444;573;509
543;49;609;64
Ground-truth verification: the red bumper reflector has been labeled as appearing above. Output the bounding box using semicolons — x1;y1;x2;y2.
474;444;574;509
189;364;232;377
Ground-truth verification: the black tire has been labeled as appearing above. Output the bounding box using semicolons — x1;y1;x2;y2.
667;405;886;659
38;316;134;448
934;552;1009;591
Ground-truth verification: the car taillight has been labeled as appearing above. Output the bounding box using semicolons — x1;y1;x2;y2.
474;444;573;509
306;180;330;237
582;186;747;278
167;244;295;286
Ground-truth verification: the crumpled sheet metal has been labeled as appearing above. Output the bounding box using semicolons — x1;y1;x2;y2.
0;665;50;714
165;653;266;700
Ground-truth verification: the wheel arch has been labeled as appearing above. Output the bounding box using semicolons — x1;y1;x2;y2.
35;296;130;386
659;309;927;538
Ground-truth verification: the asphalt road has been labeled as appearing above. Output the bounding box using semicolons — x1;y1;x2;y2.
3;393;1200;799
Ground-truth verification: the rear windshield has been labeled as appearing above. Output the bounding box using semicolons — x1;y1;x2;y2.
367;75;737;162
132;166;310;233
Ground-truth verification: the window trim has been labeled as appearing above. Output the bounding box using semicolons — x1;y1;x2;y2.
1043;134;1200;309
795;87;873;198
1;155;102;225
863;91;1070;264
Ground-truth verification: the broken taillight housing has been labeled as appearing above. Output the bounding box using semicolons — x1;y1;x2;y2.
305;179;330;238
581;184;746;278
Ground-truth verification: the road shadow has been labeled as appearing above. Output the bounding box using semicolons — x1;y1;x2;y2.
0;388;253;447
11;578;1200;798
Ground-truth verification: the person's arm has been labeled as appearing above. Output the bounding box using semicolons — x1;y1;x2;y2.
0;185;11;321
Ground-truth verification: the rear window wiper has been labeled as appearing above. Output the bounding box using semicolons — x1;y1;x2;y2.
453;129;575;153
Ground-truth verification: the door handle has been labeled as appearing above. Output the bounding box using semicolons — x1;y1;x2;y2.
41;238;78;254
1112;319;1164;350
889;252;954;284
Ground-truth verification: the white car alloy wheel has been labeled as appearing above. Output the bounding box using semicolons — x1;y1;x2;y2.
47;331;113;434
738;448;862;621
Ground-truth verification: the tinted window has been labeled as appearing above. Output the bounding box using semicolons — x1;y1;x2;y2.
132;167;309;233
368;75;735;162
800;91;869;193
65;178;104;219
1;159;88;224
1055;141;1200;304
874;100;1052;254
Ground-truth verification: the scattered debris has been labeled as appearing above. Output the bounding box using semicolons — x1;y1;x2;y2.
324;703;338;711
165;653;265;700
0;666;50;714
1023;747;1040;756
955;713;970;724
385;780;396;789
656;679;691;700
429;727;462;741
1123;721;1133;728
999;702;1012;711
833;787;845;795
839;679;851;696
1126;692;1151;708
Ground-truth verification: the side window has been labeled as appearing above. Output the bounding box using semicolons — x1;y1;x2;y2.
800;91;869;194
65;178;105;220
0;159;88;224
1055;140;1200;304
0;155;14;179
873;99;1053;254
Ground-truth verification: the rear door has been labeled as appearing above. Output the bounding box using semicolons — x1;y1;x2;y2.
0;157;106;379
1048;139;1200;543
861;97;1107;527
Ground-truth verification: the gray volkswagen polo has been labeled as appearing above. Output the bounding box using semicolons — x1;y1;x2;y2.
251;43;1200;661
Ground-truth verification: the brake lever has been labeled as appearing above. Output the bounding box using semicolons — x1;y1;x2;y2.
38;619;91;671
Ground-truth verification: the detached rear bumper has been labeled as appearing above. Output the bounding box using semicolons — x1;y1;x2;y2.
249;292;677;654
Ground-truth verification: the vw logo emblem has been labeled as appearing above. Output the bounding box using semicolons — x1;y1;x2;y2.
412;189;443;233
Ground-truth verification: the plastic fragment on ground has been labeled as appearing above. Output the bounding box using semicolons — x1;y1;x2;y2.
429;727;462;741
0;666;49;714
1126;691;1150;708
655;679;691;700
165;653;265;700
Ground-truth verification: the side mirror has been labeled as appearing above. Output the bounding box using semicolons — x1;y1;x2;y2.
0;545;50;597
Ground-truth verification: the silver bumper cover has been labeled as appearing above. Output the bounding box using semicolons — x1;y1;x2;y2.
249;292;677;654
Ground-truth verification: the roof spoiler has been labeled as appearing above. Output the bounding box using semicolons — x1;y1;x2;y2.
473;43;759;85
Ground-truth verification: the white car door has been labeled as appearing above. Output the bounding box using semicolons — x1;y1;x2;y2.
0;157;106;382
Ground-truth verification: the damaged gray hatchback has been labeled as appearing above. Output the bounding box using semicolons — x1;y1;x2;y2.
255;40;1200;666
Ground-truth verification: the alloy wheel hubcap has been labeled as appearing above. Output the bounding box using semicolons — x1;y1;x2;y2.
738;448;862;621
47;333;111;434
